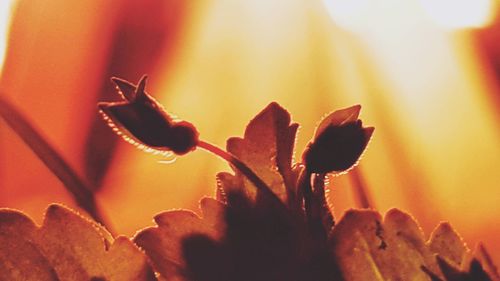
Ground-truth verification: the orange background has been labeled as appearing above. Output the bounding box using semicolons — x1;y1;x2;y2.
1;0;499;264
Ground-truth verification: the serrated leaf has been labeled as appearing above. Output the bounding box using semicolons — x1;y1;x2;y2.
435;256;493;281
429;222;469;267
218;102;299;203
330;209;440;281
471;244;500;281
330;208;500;281
216;172;242;202
135;194;342;281
135;197;499;281
0;204;154;281
134;198;226;281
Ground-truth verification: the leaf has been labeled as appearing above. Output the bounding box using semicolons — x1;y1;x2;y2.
472;244;500;281
429;222;468;267
0;204;154;281
451;244;500;281
134;198;226;281
435;256;493;281
136;198;499;281
215;172;239;202
217;102;299;203
426;227;500;281
135;194;341;281
330;208;500;281
328;207;500;281
330;209;445;281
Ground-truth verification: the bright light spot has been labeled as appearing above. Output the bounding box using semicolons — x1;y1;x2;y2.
0;0;16;77
323;0;495;30
419;0;495;29
321;0;373;31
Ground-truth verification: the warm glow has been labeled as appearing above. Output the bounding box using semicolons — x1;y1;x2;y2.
321;0;372;30
419;0;495;29
0;0;16;76
1;0;500;267
323;0;496;30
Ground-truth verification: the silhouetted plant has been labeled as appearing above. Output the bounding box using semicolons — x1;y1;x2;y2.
0;76;497;281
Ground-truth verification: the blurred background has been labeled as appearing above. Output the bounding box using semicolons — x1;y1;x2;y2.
0;0;499;263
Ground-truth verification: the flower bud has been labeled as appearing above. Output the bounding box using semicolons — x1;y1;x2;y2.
98;75;199;155
302;105;373;173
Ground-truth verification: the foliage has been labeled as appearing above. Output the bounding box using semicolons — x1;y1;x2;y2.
0;77;497;280
0;204;154;280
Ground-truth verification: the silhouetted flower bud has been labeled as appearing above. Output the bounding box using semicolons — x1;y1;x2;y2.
302;105;374;173
98;75;199;155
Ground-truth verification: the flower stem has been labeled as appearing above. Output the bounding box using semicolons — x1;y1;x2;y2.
312;173;334;229
297;168;313;218
297;169;332;242
197;140;282;204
